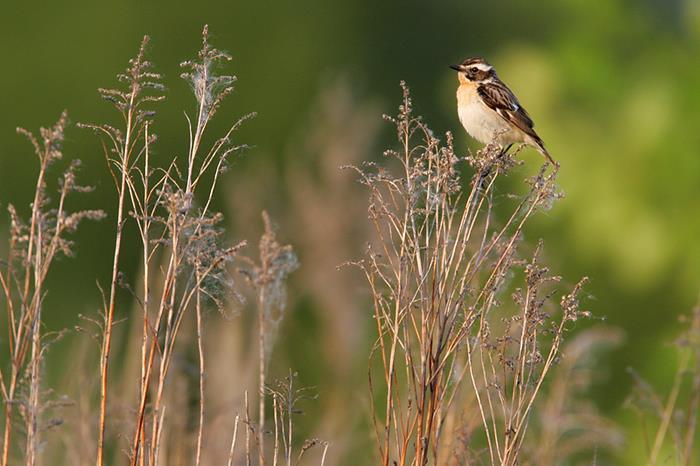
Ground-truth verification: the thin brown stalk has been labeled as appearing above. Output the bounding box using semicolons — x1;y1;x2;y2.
320;442;329;466
259;289;267;466
273;395;280;466
245;391;252;466
195;273;205;466
95;38;149;466
227;414;241;466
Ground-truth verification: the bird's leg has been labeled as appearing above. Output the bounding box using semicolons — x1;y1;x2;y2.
500;143;513;158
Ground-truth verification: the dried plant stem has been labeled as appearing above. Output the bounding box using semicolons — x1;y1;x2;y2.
130;332;158;466
682;368;700;466
227;414;241;466
238;211;298;465
286;391;292;466
0;339;13;466
648;311;697;465
0;375;12;466
245;391;252;466
195;273;205;466
149;244;181;464
25;297;41;466
96;62;139;466
259;290;267;466
320;442;329;466
136;123;152;466
273;396;280;466
627;304;700;466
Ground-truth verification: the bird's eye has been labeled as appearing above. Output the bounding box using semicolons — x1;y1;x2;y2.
470;67;479;74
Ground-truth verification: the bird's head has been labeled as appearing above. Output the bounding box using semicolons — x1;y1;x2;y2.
450;58;495;84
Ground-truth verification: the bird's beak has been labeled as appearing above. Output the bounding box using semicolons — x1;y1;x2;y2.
449;64;463;72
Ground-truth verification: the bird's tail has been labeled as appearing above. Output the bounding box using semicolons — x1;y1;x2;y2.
529;135;558;167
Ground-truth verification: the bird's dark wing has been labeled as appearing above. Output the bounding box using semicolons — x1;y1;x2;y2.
477;79;537;137
478;78;555;165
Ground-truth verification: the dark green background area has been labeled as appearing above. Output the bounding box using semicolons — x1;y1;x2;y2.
1;0;699;464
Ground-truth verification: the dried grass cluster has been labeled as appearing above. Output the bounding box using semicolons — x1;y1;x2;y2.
351;83;590;465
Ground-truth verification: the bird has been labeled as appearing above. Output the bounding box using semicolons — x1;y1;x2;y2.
450;57;557;167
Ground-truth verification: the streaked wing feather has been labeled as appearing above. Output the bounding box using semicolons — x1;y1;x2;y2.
477;80;538;138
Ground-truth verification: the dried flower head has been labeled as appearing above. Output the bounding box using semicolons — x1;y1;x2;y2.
180;25;237;126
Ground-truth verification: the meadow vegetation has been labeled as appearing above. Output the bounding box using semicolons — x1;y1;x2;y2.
1;27;698;466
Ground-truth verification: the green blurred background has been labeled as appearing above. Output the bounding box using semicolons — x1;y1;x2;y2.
1;0;700;464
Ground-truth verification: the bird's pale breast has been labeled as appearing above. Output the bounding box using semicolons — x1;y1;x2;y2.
456;84;522;145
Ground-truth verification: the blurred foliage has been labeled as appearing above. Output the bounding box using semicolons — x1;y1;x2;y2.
1;0;699;464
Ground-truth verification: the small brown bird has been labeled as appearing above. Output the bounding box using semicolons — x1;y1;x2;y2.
450;57;557;166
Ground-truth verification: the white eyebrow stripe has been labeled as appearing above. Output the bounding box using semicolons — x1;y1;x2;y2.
471;63;492;72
